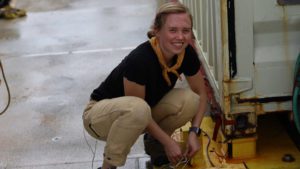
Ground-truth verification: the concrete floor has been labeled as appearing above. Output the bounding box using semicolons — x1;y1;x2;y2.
0;0;157;168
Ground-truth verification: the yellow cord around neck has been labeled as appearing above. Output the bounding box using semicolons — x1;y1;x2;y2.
149;37;185;86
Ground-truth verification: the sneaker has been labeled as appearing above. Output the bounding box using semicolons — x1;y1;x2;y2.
0;5;26;19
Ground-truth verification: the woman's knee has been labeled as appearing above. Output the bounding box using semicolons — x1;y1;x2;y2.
181;89;200;117
170;88;199;110
182;88;199;101
126;97;152;125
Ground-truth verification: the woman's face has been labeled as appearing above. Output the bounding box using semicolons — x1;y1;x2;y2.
156;13;192;60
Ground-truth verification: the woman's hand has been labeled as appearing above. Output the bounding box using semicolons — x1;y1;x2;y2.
164;139;183;165
184;132;201;158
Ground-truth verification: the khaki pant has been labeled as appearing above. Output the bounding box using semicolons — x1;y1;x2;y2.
82;88;199;166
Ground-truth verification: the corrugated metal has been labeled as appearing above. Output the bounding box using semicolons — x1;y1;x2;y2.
181;0;225;111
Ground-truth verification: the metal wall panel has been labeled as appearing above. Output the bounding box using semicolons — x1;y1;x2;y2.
181;0;300;116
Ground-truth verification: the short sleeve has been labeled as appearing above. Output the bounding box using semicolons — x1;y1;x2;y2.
182;45;201;76
123;55;148;85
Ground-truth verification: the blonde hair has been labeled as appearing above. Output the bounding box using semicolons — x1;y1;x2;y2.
147;2;193;38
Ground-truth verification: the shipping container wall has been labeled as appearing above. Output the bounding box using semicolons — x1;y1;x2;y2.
236;0;300;113
181;0;300;116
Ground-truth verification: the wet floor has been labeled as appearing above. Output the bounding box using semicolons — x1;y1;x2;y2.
0;0;157;168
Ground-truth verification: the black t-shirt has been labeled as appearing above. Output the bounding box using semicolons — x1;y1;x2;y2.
90;41;201;107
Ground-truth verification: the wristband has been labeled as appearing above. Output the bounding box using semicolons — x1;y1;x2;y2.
189;127;201;136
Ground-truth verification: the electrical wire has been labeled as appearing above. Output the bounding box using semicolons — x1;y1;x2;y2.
0;60;11;115
169;156;190;169
172;129;216;168
201;130;215;167
83;128;98;169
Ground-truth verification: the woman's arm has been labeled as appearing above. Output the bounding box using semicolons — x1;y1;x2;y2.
186;70;208;128
123;77;183;164
146;118;183;164
185;69;208;157
123;77;145;99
